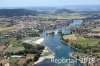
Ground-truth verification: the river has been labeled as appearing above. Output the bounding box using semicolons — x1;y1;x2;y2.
35;20;84;66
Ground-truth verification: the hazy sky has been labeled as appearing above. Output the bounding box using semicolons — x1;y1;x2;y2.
0;0;100;7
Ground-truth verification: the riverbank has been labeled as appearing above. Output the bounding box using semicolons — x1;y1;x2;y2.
61;34;100;66
70;52;100;66
23;37;44;45
61;34;99;66
61;39;81;51
22;37;55;65
33;20;88;66
34;38;44;44
33;47;55;65
69;52;85;64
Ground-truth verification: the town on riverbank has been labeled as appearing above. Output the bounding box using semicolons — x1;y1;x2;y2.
0;7;100;66
62;17;100;66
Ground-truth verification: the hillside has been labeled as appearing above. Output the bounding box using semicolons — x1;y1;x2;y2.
0;9;38;17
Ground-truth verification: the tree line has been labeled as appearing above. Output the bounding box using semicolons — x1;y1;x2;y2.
0;9;38;17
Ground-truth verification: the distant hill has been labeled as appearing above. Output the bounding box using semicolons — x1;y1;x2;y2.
56;9;74;14
0;9;38;17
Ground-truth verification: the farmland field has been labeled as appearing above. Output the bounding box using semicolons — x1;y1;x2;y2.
4;47;25;53
74;37;100;46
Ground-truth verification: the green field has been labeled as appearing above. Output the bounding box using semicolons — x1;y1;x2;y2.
63;34;76;39
63;34;77;42
4;47;25;53
74;37;100;46
63;34;100;56
93;52;100;56
73;37;100;56
0;25;16;33
0;37;23;46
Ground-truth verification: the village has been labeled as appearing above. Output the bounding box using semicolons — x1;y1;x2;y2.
0;8;100;66
62;17;100;66
0;13;80;66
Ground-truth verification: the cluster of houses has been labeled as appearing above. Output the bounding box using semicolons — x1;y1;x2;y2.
88;28;100;38
0;34;11;39
72;52;100;66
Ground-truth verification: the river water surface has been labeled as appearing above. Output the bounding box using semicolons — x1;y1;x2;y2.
35;20;84;66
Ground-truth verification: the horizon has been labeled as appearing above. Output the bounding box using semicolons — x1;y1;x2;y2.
0;5;100;9
0;0;100;8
